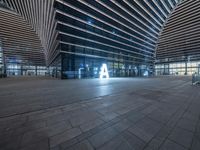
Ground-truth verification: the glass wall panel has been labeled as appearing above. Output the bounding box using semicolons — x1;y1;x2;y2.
155;61;200;76
61;53;149;79
0;41;4;77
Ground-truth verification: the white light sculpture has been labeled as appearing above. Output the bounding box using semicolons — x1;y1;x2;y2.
99;64;109;79
78;68;84;79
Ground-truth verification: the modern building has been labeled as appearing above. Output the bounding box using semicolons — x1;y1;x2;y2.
0;0;199;79
1;1;200;149
156;0;200;75
0;40;4;77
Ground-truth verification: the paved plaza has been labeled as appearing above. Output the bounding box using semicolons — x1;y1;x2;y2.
0;76;200;150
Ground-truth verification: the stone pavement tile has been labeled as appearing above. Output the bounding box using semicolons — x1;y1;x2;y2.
115;141;133;150
120;103;145;115
128;125;154;143
147;109;172;124
50;146;61;150
20;138;49;150
126;111;145;123
85;100;105;108
45;121;73;136
157;103;178;115
165;106;186;128
159;139;186;150
122;130;146;150
20;130;47;147
96;103;121;115
106;117;122;127
72;140;94;150
136;117;163;135
143;138;163;150
88;123;108;136
80;118;104;132
20;120;72;147
99;98;118;107
61;103;85;113
87;117;120;136
97;135;133;150
0;134;22;150
128;117;162;143
194;132;200;140
67;108;90;117
98;135;125;150
0;131;12;145
96;108;112;116
50;128;81;148
88;127;119;149
181;111;199;122
100;112;119;122
69;111;101;127
88;103;108;111
168;127;193;149
59;137;78;150
0;115;23;125
0;76;198;150
176;118;196;132
143;147;153;150
112;119;133;133
155;125;173;141
75;131;93;142
195;120;200;133
191;134;200;150
25;119;46;129
0;115;28;129
11;120;47;136
66;147;74;150
114;105;136;115
187;104;200;116
28;109;63;121
46;114;71;126
140;105;158;115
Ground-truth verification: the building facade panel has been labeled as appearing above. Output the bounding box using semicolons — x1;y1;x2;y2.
3;0;196;78
156;0;200;75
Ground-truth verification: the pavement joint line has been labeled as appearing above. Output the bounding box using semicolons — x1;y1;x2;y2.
0;91;127;119
0;88;154;120
155;92;197;150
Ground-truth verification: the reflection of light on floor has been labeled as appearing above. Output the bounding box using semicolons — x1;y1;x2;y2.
98;85;111;96
96;78;143;96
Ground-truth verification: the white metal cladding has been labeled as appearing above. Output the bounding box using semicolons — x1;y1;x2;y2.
0;0;182;65
156;0;200;62
0;9;46;65
0;0;56;65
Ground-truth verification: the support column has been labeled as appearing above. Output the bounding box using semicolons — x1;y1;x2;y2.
35;66;37;76
185;62;187;75
61;53;75;79
21;65;23;75
164;64;169;75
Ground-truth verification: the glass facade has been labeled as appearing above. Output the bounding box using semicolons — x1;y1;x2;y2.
58;53;152;79
155;61;200;75
0;41;4;77
5;0;198;79
5;63;47;76
156;0;200;71
53;0;168;79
